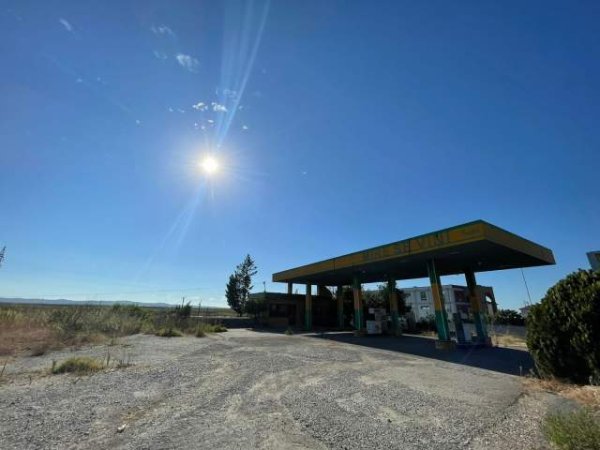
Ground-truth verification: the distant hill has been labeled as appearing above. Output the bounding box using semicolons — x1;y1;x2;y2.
0;297;173;308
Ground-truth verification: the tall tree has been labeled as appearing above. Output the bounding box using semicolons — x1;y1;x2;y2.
225;273;242;316
225;255;258;317
237;254;257;314
0;246;5;269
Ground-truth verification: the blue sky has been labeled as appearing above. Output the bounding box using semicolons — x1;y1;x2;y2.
0;1;598;308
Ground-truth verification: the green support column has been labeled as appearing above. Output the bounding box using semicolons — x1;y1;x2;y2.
352;276;363;333
426;259;451;343
388;279;400;335
465;268;488;344
287;282;293;295
305;284;312;331
336;285;344;329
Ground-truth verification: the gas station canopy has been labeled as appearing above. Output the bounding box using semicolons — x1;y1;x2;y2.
272;220;555;286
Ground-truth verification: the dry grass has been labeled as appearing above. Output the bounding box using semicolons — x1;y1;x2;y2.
51;356;104;375
543;408;600;450
0;304;230;356
524;378;600;410
0;308;56;356
491;333;527;348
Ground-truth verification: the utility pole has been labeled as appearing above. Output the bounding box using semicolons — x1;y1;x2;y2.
521;269;532;306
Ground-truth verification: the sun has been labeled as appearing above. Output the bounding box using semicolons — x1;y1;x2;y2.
200;155;219;175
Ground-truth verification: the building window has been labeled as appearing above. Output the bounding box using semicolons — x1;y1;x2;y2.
420;291;428;302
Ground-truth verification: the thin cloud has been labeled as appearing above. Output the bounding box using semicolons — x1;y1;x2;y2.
59;18;73;32
175;54;199;73
151;25;175;37
153;50;168;60
212;102;228;113
192;102;208;111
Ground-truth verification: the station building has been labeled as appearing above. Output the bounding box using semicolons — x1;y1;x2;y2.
261;220;555;348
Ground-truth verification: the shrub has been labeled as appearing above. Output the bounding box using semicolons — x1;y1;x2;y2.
527;270;600;383
174;302;192;319
52;357;103;374
155;327;183;337
195;327;206;338
494;309;525;326
543;408;600;450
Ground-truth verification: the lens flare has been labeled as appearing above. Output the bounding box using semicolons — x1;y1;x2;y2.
200;155;219;175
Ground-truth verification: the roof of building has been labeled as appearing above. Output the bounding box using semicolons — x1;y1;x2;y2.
272;220;555;286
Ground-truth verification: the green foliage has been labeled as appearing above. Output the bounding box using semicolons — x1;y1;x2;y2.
174;302;192;319
285;327;294;335
543;408;600;450
226;254;258;316
527;270;600;383
349;284;411;315
52;357;103;374
494;309;525;326
155;326;183;337
226;274;242;316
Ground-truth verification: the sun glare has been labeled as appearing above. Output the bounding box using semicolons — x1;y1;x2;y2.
200;155;219;175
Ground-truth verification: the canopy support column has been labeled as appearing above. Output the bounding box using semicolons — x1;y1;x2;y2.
305;284;312;331
388;279;401;336
287;282;293;296
336;285;344;329
465;268;490;345
352;276;364;334
426;259;453;348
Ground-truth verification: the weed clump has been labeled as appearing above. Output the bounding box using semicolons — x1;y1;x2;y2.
285;327;294;335
155;327;183;337
52;357;103;374
543;408;600;450
195;323;227;337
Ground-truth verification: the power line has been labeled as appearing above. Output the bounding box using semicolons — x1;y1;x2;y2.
521;268;532;306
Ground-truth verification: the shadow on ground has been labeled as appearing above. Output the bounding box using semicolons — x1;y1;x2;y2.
309;332;533;376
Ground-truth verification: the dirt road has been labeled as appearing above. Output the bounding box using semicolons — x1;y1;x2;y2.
0;330;566;449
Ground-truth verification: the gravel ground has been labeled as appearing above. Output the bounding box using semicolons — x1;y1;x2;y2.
0;329;567;449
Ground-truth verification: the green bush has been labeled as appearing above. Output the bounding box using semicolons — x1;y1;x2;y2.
543;408;600;450
494;309;525;326
527;270;600;383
